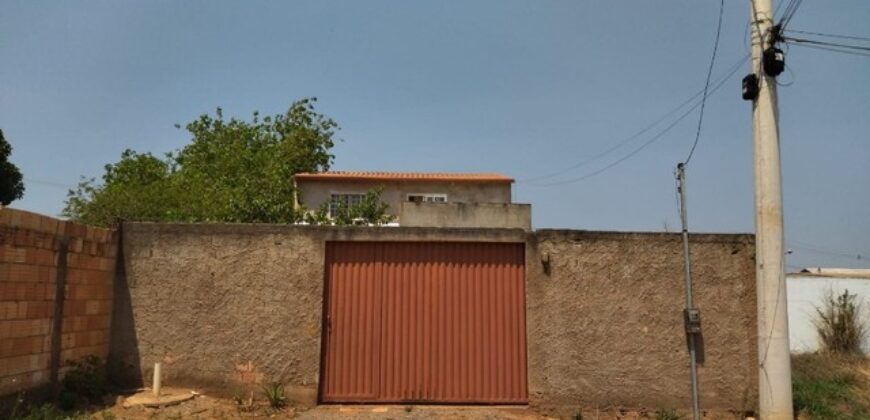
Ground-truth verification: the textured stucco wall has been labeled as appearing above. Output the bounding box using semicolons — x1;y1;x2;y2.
110;223;525;405
110;223;327;404
111;223;757;412
399;202;532;230
526;230;757;416
295;180;512;222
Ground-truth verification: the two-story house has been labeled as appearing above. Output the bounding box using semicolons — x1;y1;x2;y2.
293;171;530;230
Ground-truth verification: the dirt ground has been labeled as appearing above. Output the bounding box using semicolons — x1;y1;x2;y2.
88;394;747;420
93;397;551;420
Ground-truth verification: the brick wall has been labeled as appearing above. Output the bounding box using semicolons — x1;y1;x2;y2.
0;208;115;396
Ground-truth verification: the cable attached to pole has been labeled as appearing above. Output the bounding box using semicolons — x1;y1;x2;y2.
684;0;725;166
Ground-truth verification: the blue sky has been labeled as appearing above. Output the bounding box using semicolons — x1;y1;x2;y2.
1;1;868;269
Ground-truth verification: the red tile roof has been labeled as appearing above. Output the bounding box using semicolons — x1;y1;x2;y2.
294;171;514;183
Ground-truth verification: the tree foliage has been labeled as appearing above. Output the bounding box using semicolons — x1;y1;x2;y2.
0;129;25;206
64;98;340;226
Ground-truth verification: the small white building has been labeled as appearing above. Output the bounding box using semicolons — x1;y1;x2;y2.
787;267;870;353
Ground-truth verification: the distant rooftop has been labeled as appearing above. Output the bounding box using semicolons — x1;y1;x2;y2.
792;267;870;279
294;171;514;183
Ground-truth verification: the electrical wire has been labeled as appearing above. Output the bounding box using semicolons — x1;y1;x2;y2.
785;29;870;43
24;178;75;190
527;55;749;188
518;54;749;185
786;41;870;58
787;243;866;260
775;63;796;87
749;0;771;77
516;93;697;184
789;239;869;256
779;0;805;31
783;36;870;52
684;0;725;166
745;0;786;53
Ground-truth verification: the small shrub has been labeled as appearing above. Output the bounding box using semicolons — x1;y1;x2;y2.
57;390;79;411
814;289;867;355
654;408;681;420
262;382;287;409
61;355;109;407
573;409;583;420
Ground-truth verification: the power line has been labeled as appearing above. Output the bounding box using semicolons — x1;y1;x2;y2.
785;29;870;43
684;0;725;166
789;246;864;262
24;178;75;190
518;54;749;185
528;55;749;188
779;0;805;31
783;36;870;52
786;41;870;58
787;241;868;260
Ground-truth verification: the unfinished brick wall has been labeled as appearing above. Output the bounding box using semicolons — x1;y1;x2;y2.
0;208;115;396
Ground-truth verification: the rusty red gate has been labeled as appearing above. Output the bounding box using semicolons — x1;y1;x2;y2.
320;241;527;404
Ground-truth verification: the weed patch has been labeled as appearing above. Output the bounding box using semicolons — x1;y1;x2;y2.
815;289;867;355
261;382;287;409
654;408;681;420
61;356;109;409
792;353;870;419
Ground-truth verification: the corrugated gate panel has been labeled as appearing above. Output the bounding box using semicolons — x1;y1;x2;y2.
322;243;382;401
321;242;527;404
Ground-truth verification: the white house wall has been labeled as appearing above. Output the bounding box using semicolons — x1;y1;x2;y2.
786;275;870;353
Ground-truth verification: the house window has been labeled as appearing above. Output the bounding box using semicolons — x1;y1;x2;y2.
330;193;364;217
407;193;447;203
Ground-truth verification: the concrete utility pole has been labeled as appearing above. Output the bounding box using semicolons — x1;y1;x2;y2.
750;1;793;418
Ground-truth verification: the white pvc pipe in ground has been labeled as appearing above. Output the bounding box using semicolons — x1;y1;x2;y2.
153;362;162;397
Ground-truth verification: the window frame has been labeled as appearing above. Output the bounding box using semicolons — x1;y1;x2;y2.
406;193;448;203
329;192;366;218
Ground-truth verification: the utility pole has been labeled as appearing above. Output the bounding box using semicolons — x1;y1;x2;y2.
750;1;793;418
676;163;701;420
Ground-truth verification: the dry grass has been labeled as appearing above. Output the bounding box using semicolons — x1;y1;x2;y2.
814;289;867;355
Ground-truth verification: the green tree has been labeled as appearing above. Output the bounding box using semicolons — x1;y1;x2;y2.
0;129;25;206
63;150;175;224
64;98;338;226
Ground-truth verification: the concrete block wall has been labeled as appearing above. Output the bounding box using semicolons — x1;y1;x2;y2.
0;208;115;396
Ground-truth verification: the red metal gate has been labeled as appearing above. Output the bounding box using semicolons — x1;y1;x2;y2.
321;242;527;404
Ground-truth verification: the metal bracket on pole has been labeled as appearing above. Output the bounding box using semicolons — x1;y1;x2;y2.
684;308;702;334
